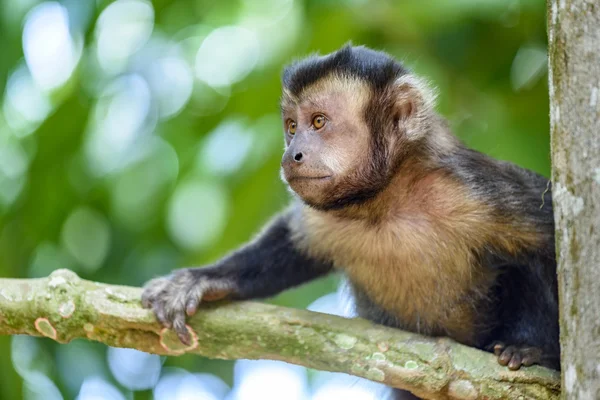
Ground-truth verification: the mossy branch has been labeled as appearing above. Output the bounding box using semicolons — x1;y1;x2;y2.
0;269;559;399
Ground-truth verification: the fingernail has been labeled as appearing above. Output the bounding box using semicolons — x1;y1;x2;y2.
179;333;190;346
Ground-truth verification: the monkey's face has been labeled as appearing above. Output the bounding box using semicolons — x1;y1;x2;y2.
278;46;437;210
279;77;375;208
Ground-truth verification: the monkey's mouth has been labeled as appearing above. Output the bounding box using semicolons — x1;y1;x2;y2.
287;175;332;182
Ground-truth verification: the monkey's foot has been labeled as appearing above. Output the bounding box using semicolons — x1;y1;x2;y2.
491;342;543;370
141;269;232;345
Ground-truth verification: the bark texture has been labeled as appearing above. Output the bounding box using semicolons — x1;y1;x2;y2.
548;1;600;399
0;269;559;400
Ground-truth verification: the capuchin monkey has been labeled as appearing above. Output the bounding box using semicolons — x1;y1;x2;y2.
141;44;559;399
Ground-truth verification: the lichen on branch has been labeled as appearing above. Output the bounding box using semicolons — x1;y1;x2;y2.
0;269;560;400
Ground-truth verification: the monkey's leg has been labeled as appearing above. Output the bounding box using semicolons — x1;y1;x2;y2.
486;263;560;371
141;211;333;344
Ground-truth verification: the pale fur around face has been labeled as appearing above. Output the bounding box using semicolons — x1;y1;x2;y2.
280;75;373;185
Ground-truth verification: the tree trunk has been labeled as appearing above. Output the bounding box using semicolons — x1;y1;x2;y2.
548;1;600;399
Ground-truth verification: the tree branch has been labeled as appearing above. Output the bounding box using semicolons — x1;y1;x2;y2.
0;269;559;399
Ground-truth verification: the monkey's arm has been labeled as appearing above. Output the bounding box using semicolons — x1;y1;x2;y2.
141;207;333;344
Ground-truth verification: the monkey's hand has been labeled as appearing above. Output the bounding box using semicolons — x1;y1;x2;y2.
141;268;233;345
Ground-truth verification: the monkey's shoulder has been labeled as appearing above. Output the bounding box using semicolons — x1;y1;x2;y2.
444;147;554;216
441;148;555;253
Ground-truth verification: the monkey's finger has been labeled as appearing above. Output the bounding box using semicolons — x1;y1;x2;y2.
173;313;191;345
154;305;172;329
141;293;155;309
521;355;535;367
493;342;506;356
141;279;170;309
498;346;515;366
521;348;542;366
186;295;201;317
508;352;523;370
177;330;191;346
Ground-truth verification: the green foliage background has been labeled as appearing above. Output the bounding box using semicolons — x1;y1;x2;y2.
0;0;550;398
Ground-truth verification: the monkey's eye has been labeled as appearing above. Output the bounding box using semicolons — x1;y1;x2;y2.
312;114;326;129
287;120;297;135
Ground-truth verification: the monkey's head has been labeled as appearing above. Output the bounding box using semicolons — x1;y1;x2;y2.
279;44;439;211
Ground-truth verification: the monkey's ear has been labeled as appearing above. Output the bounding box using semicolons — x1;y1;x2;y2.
393;75;437;139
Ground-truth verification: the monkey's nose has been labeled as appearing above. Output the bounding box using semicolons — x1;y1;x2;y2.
281;148;307;170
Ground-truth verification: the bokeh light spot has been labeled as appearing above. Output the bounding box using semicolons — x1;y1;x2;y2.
0;140;29;179
195;26;259;88
0;137;31;207
154;368;230;400
29;242;75;278
24;371;64;400
167;180;229;251
60;207;111;272
189;81;231;117
85;74;153;176
511;44;547;91
107;347;162;390
198;119;255;176
311;372;389;400
3;64;52;137
229;360;308;400
56;341;106;394
0;172;26;208
23;2;81;91
148;56;194;119
11;336;64;400
11;335;40;377
238;0;300;65
111;138;179;230
95;0;155;74
76;376;125;400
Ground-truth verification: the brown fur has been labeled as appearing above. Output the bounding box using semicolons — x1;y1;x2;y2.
293;155;542;344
